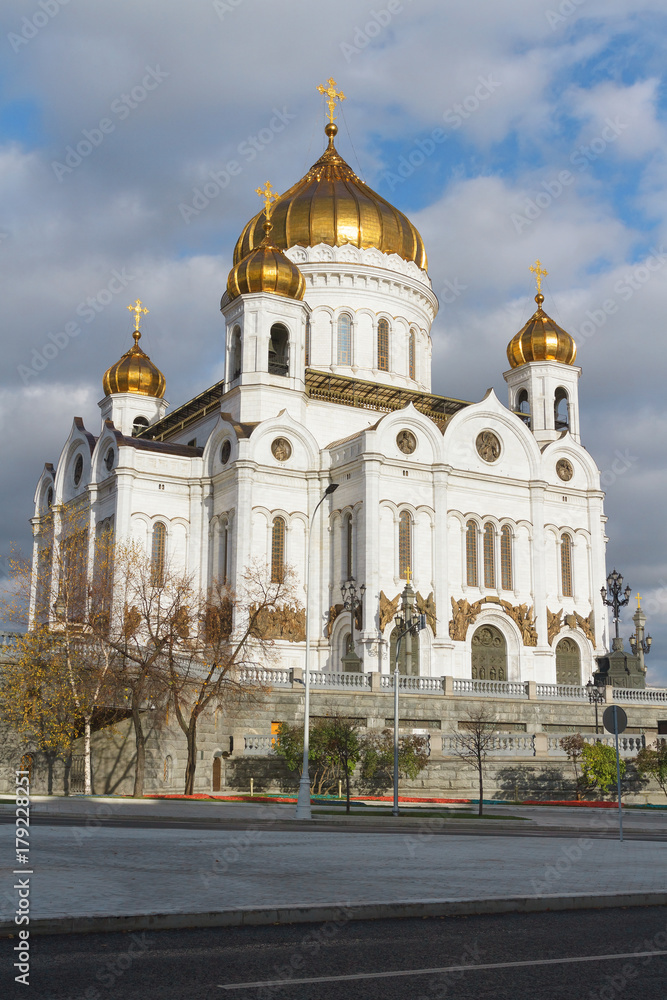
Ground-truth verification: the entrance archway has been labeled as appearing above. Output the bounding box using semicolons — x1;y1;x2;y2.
471;625;507;680
556;637;581;685
212;756;222;792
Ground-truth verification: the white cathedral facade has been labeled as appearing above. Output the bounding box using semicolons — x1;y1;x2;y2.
32;113;609;689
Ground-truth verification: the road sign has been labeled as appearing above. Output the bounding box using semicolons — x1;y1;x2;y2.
603;705;628;735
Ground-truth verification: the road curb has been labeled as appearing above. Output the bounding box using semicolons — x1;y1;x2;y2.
3;892;667;937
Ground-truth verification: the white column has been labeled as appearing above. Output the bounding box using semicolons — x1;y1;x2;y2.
360;457;381;669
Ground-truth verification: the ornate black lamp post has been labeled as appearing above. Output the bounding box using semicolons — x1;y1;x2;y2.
601;569;631;645
586;679;604;734
340;578;366;671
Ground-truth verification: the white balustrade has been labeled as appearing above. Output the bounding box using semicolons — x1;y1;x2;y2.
453;678;528;698
536;684;589;701
308;670;371;689
239;667;292;687
244;734;275;755
614;688;667;703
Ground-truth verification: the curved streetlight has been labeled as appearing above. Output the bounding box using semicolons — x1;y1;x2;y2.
601;568;631;642
295;482;339;820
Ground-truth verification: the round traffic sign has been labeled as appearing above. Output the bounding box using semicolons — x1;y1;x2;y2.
603;705;628;735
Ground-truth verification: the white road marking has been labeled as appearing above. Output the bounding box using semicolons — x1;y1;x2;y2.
218;949;667;989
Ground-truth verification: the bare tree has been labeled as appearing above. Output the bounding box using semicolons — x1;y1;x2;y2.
450;705;498;816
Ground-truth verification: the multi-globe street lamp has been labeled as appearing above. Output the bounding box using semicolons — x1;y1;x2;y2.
601;569;631;643
295;482;339;821
340;578;366;671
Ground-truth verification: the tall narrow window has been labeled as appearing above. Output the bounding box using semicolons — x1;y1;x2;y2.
305;319;311;367
151;522;167;586
345;513;353;580
501;526;513;591
377;318;389;371
554;387;569;430
268;324;289;376
408;330;416;380
466;521;478;587
398;511;412;580
231;326;242;381
221;522;229;584
516;389;531;428
337;313;352;365
483;523;495;588
561;533;573;597
271;516;285;583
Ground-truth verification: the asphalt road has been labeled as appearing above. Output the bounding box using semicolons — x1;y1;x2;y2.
5;907;667;999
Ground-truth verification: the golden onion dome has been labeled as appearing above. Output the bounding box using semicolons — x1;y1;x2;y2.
102;330;166;398
233;124;427;271
507;293;577;368
227;221;306;301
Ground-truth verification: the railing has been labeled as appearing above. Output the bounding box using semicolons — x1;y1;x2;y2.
244;735;276;755
536;684;589;701
441;734;535;756
547;733;646;756
614;688;667;703
380;675;443;693
453;678;528;699
238;667;292;688
309;670;371;689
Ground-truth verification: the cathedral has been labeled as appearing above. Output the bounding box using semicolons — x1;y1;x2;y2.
32;84;609;690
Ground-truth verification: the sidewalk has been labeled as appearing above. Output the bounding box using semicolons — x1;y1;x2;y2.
2;798;666;935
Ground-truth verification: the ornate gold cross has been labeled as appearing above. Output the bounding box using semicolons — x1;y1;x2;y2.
255;180;278;220
127;299;148;331
317;77;345;123
406;567;412;585
529;259;548;293
636;592;642;607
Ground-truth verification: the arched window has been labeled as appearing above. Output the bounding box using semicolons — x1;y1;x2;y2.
305;319;311;367
501;526;513;591
554;387;569;430
466;521;478;587
212;756;221;792
398;511;412;580
560;533;573;597
231;326;242;381
337;313;352;365
132;415;149;437
221;521;229;585
516;389;531;429
344;513;353;580
151;522;167;586
483;523;495;588
271;516;285;583
408;329;416;380
377;318;389;371
268;324;289;376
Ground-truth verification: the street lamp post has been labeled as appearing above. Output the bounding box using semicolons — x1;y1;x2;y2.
392;572;426;817
295;482;339;821
586;679;604;734
601;569;631;646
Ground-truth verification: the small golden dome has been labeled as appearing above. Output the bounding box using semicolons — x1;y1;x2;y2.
233;124;427;271
227;221;306;301
507;293;577;368
102;330;166;398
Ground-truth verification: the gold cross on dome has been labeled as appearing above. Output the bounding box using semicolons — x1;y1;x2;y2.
636;592;642;607
406;567;412;585
317;77;345;123
529;259;548;293
127;299;149;331
255;180;278;220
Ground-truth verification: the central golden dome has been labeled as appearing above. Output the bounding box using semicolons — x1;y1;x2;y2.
233;124;427;271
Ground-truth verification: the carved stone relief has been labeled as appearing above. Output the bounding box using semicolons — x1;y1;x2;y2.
271;437;292;462
379;591;401;632
476;430;501;463
449;595;537;646
251;605;306;642
547;607;564;645
416;591;437;636
396;429;417;455
556;458;574;482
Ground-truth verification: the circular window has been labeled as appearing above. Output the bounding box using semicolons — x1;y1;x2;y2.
396;430;416;455
271;437;292;462
73;455;84;486
46;487;53;508
476;431;501;463
104;448;114;473
220;440;231;465
556;458;574;482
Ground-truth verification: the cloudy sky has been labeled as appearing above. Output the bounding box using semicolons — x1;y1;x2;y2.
1;0;666;681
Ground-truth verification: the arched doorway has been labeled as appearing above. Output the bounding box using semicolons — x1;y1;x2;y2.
471;625;507;680
389;625;420;675
556;637;581;685
212;756;222;792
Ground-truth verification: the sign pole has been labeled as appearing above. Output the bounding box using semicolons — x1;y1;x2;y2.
613;704;623;843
